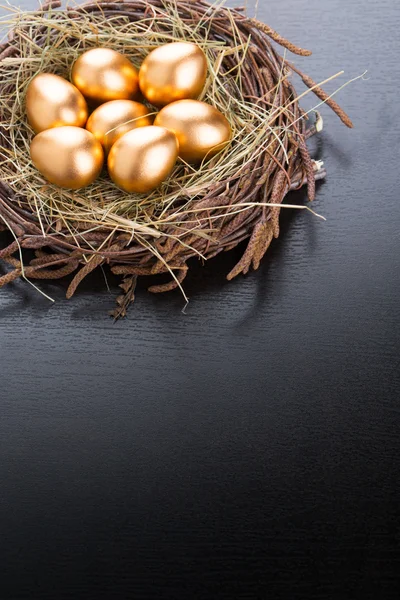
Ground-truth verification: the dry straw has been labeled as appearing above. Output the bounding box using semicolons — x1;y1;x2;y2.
0;0;354;316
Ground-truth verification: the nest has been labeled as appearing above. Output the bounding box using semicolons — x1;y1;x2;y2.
0;0;353;317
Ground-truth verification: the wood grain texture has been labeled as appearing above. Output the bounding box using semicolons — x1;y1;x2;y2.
0;1;399;598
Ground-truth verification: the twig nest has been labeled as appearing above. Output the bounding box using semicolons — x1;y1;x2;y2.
0;0;353;315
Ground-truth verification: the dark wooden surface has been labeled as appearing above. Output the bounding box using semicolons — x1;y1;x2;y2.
1;1;399;598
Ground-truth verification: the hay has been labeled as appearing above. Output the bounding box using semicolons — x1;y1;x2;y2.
0;0;353;316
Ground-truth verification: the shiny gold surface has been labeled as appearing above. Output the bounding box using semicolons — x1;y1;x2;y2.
154;100;231;163
139;42;207;107
30;126;104;189
108;126;179;193
86;100;153;154
26;73;88;133
71;48;139;105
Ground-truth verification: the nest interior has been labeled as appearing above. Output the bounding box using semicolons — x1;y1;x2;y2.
0;0;353;316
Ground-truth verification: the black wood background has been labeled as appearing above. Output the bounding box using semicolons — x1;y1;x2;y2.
1;1;399;598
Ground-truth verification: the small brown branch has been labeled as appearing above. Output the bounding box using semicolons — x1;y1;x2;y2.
110;275;138;321
247;18;312;56
288;62;354;128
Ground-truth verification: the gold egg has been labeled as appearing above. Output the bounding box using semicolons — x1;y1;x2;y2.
26;73;88;133
154;100;231;163
108;126;179;193
71;48;139;105
30;126;104;189
139;42;207;107
86;100;153;154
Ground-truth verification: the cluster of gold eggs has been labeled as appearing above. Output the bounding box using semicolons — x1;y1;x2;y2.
27;43;232;193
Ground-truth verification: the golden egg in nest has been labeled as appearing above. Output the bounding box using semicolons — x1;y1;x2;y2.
154;99;232;163
139;42;207;107
26;73;88;133
71;48;139;105
30;126;104;189
108;126;179;193
86;100;153;154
